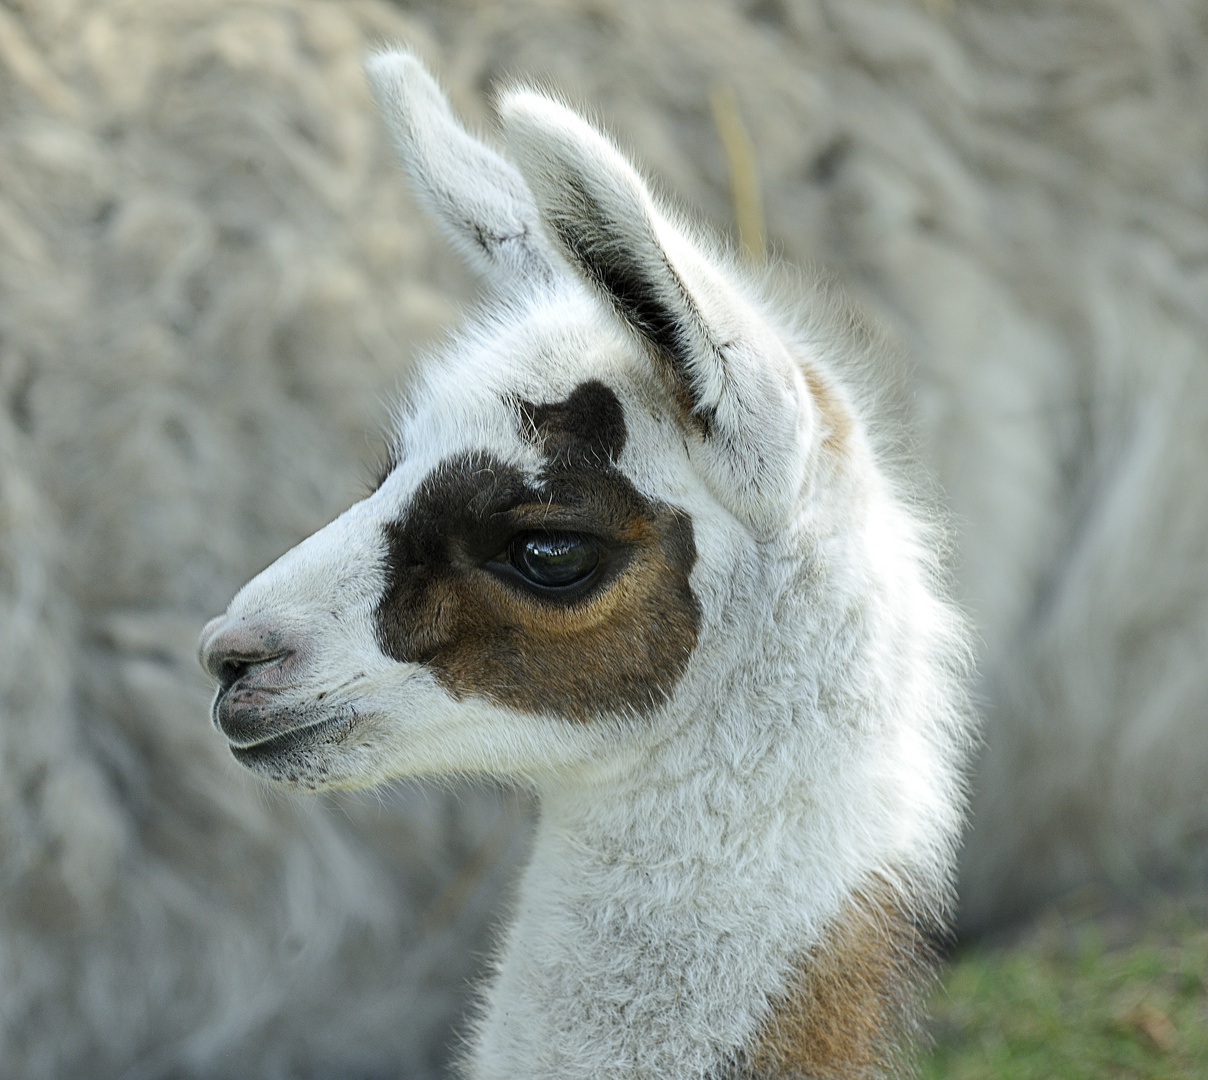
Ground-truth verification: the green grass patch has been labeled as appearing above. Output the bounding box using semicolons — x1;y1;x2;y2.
922;895;1208;1080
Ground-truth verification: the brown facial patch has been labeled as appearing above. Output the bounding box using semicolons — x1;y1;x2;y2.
732;881;943;1079
374;382;700;722
518;377;628;465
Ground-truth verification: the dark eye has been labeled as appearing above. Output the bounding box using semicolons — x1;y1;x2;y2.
509;532;600;589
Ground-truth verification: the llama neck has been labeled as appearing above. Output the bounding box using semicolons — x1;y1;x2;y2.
469;681;936;1080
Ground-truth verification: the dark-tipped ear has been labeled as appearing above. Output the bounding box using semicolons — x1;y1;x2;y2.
366;50;554;289
498;90;813;531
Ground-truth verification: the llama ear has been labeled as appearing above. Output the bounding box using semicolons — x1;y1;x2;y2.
365;50;554;289
498;90;811;530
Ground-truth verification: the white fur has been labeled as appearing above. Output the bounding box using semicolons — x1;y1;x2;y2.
205;50;974;1078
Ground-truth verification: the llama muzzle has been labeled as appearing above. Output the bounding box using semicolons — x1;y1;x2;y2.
201;619;311;748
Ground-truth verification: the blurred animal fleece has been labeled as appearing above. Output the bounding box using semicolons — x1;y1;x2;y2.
0;0;1205;1077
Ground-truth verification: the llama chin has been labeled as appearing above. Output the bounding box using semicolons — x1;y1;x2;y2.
201;50;976;1079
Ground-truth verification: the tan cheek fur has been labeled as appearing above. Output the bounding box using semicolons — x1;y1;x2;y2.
420;513;699;722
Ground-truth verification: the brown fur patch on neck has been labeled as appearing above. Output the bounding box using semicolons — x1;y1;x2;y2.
737;881;943;1079
802;365;851;456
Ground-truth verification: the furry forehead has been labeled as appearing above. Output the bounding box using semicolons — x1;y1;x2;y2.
382;283;677;486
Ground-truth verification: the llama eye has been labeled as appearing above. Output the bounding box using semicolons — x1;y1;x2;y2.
509;533;600;589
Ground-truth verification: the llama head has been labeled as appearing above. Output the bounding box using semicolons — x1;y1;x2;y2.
198;51;847;792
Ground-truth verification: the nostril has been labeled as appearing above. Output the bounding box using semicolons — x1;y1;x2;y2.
200;620;297;691
215;654;253;693
207;646;291;693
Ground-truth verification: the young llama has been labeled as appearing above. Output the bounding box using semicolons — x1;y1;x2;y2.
200;51;973;1079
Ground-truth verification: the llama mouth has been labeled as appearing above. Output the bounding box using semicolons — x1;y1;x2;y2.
228;712;355;767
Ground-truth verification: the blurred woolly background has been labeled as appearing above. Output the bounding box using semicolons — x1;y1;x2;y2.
1;1;1205;1077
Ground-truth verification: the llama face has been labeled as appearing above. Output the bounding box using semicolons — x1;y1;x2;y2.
200;52;822;791
201;296;711;789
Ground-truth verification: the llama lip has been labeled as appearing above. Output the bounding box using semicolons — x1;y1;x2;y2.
213;680;339;749
227;712;354;766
